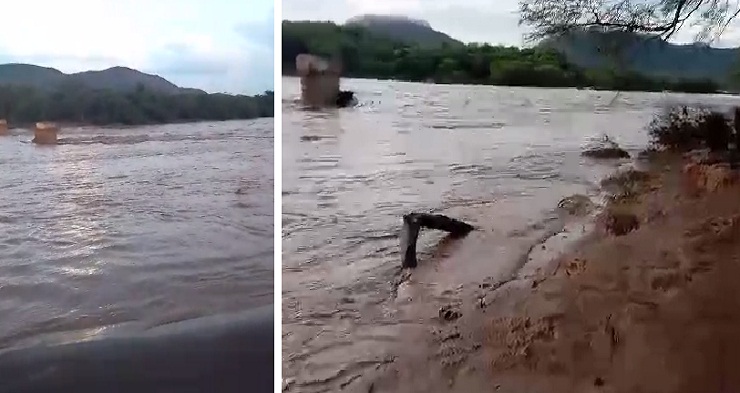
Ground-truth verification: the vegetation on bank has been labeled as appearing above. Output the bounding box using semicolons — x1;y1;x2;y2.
648;106;740;152
0;83;274;126
282;21;721;93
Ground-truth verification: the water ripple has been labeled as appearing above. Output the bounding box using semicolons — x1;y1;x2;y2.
0;118;273;350
281;77;740;390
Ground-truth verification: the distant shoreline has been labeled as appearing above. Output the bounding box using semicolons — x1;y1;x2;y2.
281;73;734;95
3;116;274;131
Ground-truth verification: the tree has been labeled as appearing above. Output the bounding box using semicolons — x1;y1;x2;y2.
0;83;274;126
281;19;720;93
518;0;740;42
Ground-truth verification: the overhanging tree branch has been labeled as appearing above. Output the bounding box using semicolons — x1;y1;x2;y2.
518;0;740;42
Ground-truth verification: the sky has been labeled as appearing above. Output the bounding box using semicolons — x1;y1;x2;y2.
0;0;273;94
282;0;740;48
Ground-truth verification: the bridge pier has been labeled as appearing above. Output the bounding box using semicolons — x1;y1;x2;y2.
33;122;58;145
296;54;342;108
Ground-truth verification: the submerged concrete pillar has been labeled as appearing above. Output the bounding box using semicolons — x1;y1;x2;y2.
33;122;59;145
296;54;341;108
0;119;7;135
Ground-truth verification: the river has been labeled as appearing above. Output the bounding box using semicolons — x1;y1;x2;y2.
281;77;740;392
0;118;273;351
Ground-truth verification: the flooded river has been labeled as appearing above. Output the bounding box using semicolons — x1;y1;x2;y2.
282;77;740;392
0;119;273;350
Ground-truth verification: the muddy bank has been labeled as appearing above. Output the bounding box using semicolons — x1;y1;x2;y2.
282;81;740;393
331;151;740;393
478;152;740;393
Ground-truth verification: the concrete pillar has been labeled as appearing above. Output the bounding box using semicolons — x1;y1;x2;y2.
296;54;341;108
33;122;58;145
0;119;7;135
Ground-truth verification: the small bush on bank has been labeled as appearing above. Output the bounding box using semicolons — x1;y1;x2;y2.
647;106;734;152
601;168;652;203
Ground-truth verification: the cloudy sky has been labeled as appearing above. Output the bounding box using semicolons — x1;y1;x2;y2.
282;0;740;47
0;0;273;94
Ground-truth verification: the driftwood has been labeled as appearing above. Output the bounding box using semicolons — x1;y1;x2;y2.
336;90;356;108
400;213;475;268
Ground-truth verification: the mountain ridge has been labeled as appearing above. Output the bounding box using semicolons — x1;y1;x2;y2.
344;14;462;48
0;63;207;94
540;30;740;83
332;15;740;83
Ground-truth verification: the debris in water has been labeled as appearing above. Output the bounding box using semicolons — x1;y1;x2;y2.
439;305;462;321
400;213;475;268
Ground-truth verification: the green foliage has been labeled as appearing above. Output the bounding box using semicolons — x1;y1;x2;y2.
344;15;462;48
541;30;739;85
648;107;734;151
282;21;720;93
0;83;273;126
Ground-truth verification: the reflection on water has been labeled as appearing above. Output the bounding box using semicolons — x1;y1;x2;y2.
0;119;273;350
281;77;740;391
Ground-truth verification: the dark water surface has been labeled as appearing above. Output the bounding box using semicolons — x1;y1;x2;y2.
282;77;740;391
0;119;273;350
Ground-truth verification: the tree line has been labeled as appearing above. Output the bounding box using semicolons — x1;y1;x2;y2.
282;21;721;94
0;82;274;126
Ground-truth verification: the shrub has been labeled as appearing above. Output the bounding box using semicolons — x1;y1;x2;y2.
647;106;733;152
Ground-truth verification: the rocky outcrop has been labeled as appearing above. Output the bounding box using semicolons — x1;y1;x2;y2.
682;162;738;194
582;135;630;159
600;209;640;236
582;146;630;159
557;194;595;216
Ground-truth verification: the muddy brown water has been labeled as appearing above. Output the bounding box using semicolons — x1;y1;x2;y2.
282;77;740;392
0;119;273;351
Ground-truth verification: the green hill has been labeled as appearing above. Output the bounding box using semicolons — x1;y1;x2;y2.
281;19;721;93
541;30;740;84
345;14;461;48
0;64;273;126
0;64;206;94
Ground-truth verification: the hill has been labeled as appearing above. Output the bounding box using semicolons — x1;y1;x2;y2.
541;30;740;84
281;20;720;93
282;20;403;76
0;64;206;94
345;14;462;48
0;64;273;126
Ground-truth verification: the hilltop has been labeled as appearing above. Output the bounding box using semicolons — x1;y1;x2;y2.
0;64;206;95
281;19;723;93
541;29;740;84
345;14;461;48
0;64;273;126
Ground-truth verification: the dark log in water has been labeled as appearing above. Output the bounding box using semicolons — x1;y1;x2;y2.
0;305;273;393
400;213;475;268
336;91;356;108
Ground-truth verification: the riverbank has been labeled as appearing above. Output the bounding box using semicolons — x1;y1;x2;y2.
477;150;740;393
2;116;275;132
282;81;740;392
326;145;740;392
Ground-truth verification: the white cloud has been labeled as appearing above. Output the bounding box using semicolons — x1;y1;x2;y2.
282;0;740;47
0;0;274;93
